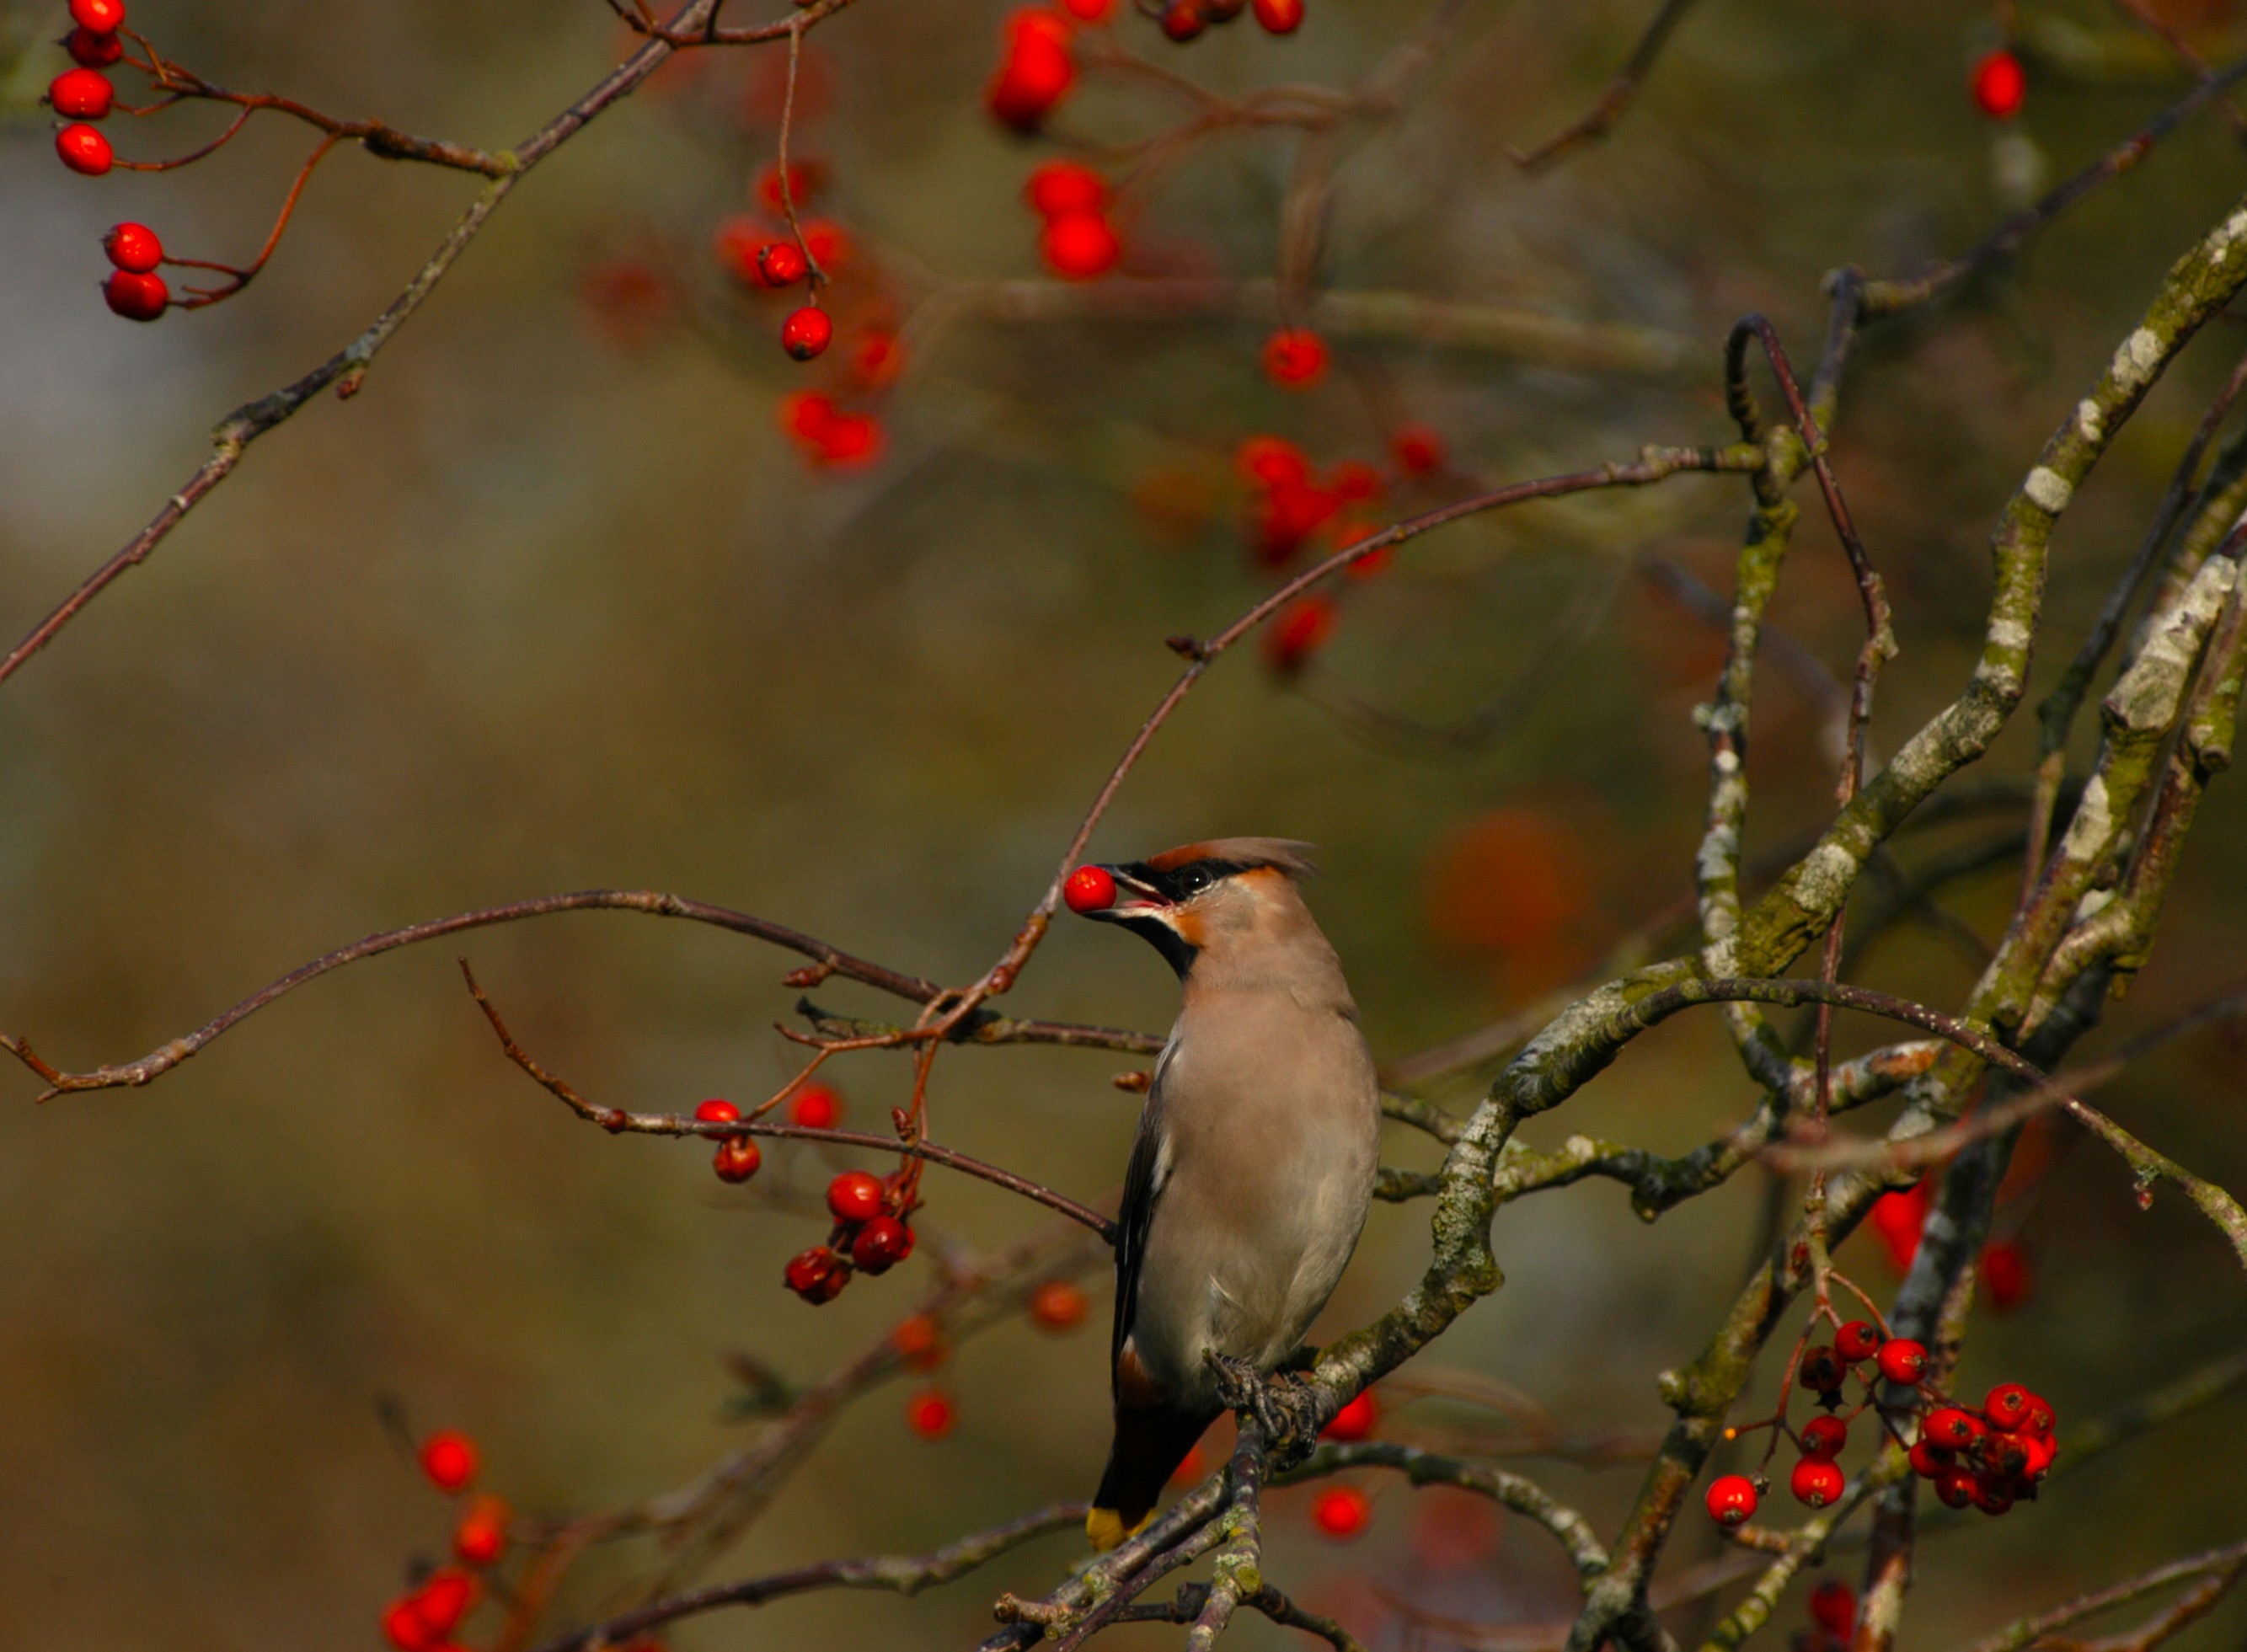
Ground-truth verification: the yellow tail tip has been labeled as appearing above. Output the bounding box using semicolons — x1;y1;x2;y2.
1085;1507;1151;1551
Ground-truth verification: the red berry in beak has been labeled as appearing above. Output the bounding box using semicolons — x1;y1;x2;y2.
1064;864;1116;913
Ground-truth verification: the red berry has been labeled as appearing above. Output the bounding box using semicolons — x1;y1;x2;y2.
813;410;884;469
70;0;126;32
756;240;810;286
790;1084;842;1129
453;1494;510;1568
780;305;832;361
1809;1580;1857;1636
1971;1476;2015;1516
1934;1468;1977;1509
1339;525;1392;580
1311;1486;1370;1539
1869;1185;1929;1274
851;1214;914;1273
987;22;1074;131
694;1099;741;1124
907;1387;956;1440
1025;160;1106;218
1798;1345;1847;1395
1030;1278;1089;1330
1875;1339;1929;1385
1261;328;1328;388
802;218;850;270
1923;1407;1978;1451
1262;593;1336;674
1971;49;2026;120
827;1169;885;1223
1982;1430;2031;1480
56;121;113;175
1328;459;1383;504
2022;1393;2056;1437
1252;0;1303;30
851;329;903;388
1984;1382;2033;1430
893;1313;949;1371
1790;1458;1844;1508
411;1569;479;1637
419;1430;479;1493
1160;0;1206;40
49;67;113;119
103;221;161;272
1798;1414;1848;1460
1834;1320;1883;1363
1061;0;1113;16
1007;6;1075;45
755;159;826;215
66;24;123;66
1238;435;1309;487
712;1136;762;1183
1704;1473;1757;1526
102;268;166;321
1064;864;1117;913
1323;1390;1378;1441
1392;423;1444;476
383;1599;436;1652
1907;1438;1953;1478
1981;1240;2031;1310
2015;1430;2057;1479
1041;211;1120;280
784;1244;850;1302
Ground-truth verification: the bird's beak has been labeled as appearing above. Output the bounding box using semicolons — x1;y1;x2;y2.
1087;866;1175;925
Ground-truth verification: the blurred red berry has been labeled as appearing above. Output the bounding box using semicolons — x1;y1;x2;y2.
104;221;161;272
1790;1458;1844;1508
1971;50;2026;120
1061;0;1113;15
1253;477;1340;562
1392;423;1444;476
411;1570;479;1637
66;24;123;66
1262;593;1336;674
712;1136;762;1183
1261;328;1328;388
1798;1414;1847;1460
1704;1473;1757;1526
755;158;827;214
907;1387;956;1440
1311;1486;1370;1539
779;390;836;444
1237;435;1309;487
781;305;832;361
1030;1278;1090;1329
1875;1339;1929;1385
1834;1320;1882;1363
1329;459;1382;503
1869;1184;1928;1273
49;67;113;119
801;218;852;271
712;215;763;283
1340;524;1393;580
1025;160;1106;218
1253;0;1303;30
757;240;810;286
893;1313;949;1371
1064;864;1117;912
420;1430;479;1493
1981;1240;2030;1310
102;268;166;321
695;1099;741;1125
383;1599;436;1651
827;1169;885;1223
987;19;1075;131
1160;0;1207;40
453;1494;510;1568
813;410;884;468
851;1215;914;1273
784;1244;850;1302
1809;1580;1856;1636
790;1085;843;1129
852;329;903;388
56;121;113;175
70;0;126;31
1041;211;1120;280
1323;1390;1378;1441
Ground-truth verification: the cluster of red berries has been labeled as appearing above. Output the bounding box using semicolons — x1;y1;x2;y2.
710;163;853;363
1704;1323;2057;1528
1971;48;2026;120
1298;1392;1381;1538
380;1432;519;1652
784;1167;918;1302
1236;436;1385;566
691;1099;764;1183
1025;162;1121;281
891;1313;958;1440
1156;0;1303;45
49;0;128;179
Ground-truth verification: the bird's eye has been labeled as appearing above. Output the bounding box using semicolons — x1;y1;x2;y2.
1178;868;1211;895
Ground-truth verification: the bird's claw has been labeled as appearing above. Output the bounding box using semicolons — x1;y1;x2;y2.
1205;1353;1323;1468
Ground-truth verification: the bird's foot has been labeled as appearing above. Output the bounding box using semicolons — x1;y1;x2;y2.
1205;1353;1323;1468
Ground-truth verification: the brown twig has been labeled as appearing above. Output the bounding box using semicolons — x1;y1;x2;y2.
1511;0;1702;171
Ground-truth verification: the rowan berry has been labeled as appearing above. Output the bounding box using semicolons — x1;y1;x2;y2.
1065;864;1118;912
1809;1580;1857;1636
987;18;1075;131
851;1215;914;1273
56;121;113;175
1984;1382;2032;1430
757;240;809;286
1933;1468;1977;1509
1237;434;1308;487
419;1430;479;1493
453;1494;511;1568
1160;0;1207;41
823;1170;883;1224
1869;1184;1928;1273
893;1313;949;1370
383;1599;436;1651
816;409;885;468
102;268;166;321
1311;1486;1371;1538
1025;160;1106;218
1030;1278;1090;1330
1041;211;1120;280
1799;1344;1847;1396
1834;1320;1883;1363
1329;459;1383;504
1923;1408;1977;1451
1907;1438;1953;1478
2014;1430;2056;1479
412;1569;479;1637
1981;1240;2031;1309
1704;1473;1757;1526
695;1099;741;1125
1875;1339;1929;1385
1972;1476;2014;1516
1252;0;1303;31
785;1244;850;1302
907;1387;956;1439
780;305;832;361
1971;50;2026;120
2021;1393;2056;1436
1392;423;1444;476
49;67;113;119
70;0;126;31
1339;525;1392;580
713;1137;762;1182
1261;593;1336;673
1983;1430;2030;1480
1790;1458;1844;1508
1261;328;1328;388
66;24;123;66
1323;1390;1378;1441
1798;1414;1847;1460
1061;0;1114;17
790;1084;842;1129
104;221;161;272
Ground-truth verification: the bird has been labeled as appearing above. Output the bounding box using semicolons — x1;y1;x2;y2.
1062;837;1382;1551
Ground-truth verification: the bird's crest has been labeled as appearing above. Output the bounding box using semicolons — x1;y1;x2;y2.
1143;837;1319;879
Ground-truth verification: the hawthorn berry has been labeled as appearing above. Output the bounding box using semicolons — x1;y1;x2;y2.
1252;0;1304;31
1025;160;1106;218
1790;1457;1844;1509
1261;327;1329;388
1262;593;1336;673
1923;1407;1978;1451
851;1215;915;1273
1875;1338;1929;1385
1322;1390;1378;1441
1064;864;1117;912
56;121;113;175
1798;1344;1847;1396
1041;211;1121;281
1392;423;1444;476
785;1244;851;1302
453;1494;511;1568
102;269;166;321
1798;1414;1847;1460
104;221;161;272
893;1313;949;1370
411;1569;479;1637
780;305;832;361
1704;1473;1757;1526
1311;1486;1371;1539
70;0;126;31
1809;1580;1857;1637
49;67;114;120
827;1169;885;1223
1971;50;2026;120
790;1084;842;1129
66;24;123;66
1985;1382;2032;1430
907;1387;956;1439
1834;1320;1883;1363
1030;1278;1090;1330
419;1430;479;1493
713;1136;762;1183
1160;0;1207;41
851;329;903;388
757;240;809;286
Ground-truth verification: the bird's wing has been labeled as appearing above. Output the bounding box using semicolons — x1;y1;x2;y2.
1110;1040;1178;1387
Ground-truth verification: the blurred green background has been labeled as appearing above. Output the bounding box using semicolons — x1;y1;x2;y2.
3;0;2246;1647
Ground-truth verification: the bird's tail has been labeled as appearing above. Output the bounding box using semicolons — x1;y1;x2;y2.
1087;1403;1217;1550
